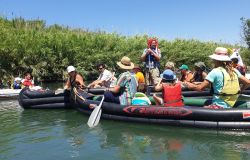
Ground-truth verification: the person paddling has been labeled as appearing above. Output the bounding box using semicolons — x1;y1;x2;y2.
185;47;250;109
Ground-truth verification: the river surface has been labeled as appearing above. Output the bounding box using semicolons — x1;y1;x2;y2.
1;82;250;160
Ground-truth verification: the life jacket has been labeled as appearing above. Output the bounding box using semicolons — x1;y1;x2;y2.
162;82;184;107
22;79;33;87
215;67;240;107
145;48;160;69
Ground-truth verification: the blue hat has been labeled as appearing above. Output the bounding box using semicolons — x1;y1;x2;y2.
160;69;176;80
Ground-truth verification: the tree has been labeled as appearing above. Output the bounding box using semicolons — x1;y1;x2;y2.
241;17;250;49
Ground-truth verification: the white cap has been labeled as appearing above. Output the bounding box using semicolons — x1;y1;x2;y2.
67;66;75;73
14;77;22;81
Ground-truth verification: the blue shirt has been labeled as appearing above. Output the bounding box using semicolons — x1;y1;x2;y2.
206;68;242;108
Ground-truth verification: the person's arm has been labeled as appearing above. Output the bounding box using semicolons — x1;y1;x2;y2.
140;49;148;61
154;79;163;91
64;79;71;90
107;85;120;93
76;74;86;89
151;48;161;61
185;79;210;91
239;76;250;91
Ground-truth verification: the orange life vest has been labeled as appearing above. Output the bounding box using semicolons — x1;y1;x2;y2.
162;82;184;107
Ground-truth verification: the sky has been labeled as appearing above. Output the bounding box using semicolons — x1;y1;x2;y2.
0;0;250;45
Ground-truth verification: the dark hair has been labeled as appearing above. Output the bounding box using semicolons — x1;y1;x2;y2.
231;58;238;64
96;64;105;69
162;79;175;83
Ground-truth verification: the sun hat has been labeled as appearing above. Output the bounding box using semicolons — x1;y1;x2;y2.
14;77;22;81
165;61;175;69
160;69;176;81
67;66;76;73
117;56;134;70
209;47;231;61
179;64;189;70
194;62;206;71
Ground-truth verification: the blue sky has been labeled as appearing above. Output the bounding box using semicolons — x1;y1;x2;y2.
0;0;249;45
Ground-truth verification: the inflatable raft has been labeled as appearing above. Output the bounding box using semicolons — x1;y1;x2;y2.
18;88;71;109
0;89;21;100
71;89;250;130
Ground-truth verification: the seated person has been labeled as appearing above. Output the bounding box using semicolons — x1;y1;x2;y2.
13;77;22;89
179;64;193;82
103;56;138;105
64;66;86;90
133;65;145;92
153;69;184;107
21;72;34;87
190;62;208;84
231;57;246;76
185;47;250;109
88;64;115;88
165;61;175;71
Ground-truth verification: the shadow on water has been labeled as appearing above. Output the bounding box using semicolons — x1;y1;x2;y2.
1;100;250;160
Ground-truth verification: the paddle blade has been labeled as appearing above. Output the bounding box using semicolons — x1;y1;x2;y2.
87;96;104;128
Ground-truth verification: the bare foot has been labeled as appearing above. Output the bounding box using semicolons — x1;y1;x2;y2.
89;104;97;109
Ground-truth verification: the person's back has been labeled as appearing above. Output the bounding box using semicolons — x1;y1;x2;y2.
162;82;183;107
117;71;138;105
64;66;86;90
153;69;183;107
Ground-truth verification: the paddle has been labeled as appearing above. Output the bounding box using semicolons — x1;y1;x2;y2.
87;96;105;128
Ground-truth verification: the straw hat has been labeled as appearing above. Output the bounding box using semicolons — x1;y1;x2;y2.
117;56;134;70
165;61;175;69
209;47;231;61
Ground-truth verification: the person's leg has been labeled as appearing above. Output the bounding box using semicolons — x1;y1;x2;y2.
145;71;150;86
153;94;163;105
151;68;160;85
103;91;120;104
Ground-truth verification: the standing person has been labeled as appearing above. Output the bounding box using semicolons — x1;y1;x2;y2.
133;65;145;92
21;72;34;87
190;62;208;84
153;69;184;107
140;38;161;86
103;56;138;105
87;64;115;88
179;64;193;82
185;47;250;109
64;66;86;90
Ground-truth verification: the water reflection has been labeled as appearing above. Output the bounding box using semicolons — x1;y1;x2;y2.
1;100;250;160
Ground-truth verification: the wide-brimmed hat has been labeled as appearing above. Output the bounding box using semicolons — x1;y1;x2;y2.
195;62;206;71
209;47;231;61
165;61;175;69
67;66;76;73
160;69;176;81
179;64;189;70
117;56;134;70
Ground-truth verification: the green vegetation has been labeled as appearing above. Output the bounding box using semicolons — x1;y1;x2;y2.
0;17;249;82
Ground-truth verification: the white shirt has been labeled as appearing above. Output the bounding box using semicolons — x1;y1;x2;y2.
98;69;113;87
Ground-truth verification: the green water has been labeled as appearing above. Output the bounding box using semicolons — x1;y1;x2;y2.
1;100;250;160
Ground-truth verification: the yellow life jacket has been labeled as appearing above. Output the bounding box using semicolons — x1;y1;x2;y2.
215;67;240;107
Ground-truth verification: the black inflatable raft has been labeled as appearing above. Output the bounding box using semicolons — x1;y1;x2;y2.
71;89;250;130
18;88;71;109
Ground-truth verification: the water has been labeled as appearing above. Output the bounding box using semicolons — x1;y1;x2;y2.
1;100;250;160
